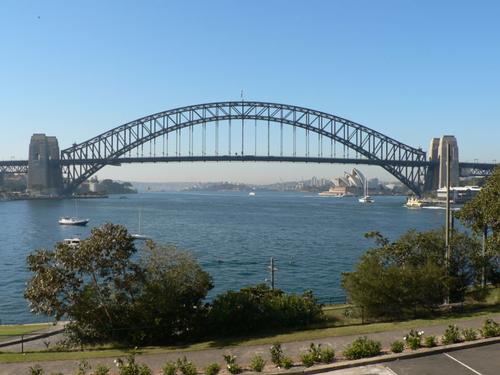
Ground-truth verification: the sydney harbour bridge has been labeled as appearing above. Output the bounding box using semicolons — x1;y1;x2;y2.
0;101;497;196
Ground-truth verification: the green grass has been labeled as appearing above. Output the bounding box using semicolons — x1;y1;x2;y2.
1;307;499;364
0;324;52;339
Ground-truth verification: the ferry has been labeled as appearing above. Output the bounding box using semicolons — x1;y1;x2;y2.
405;196;425;208
58;217;89;226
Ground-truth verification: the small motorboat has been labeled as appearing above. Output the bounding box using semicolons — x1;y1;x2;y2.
248;191;256;196
62;237;81;248
58;217;89;226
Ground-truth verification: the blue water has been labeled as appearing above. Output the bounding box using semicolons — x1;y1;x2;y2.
0;192;446;324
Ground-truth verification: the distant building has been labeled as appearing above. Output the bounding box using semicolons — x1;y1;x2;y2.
436;186;481;203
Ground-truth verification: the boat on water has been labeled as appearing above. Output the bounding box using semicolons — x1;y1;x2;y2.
405;196;425;208
248;191;256;196
62;237;81;248
358;178;374;203
58;217;89;226
131;207;150;241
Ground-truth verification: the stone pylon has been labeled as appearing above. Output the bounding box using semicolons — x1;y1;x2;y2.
27;134;63;196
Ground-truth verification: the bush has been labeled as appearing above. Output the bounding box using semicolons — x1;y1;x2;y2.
390;340;405;353
115;355;153;375
481;319;500;338
270;343;284;367
223;355;242;375
29;366;44;375
424;335;437;347
442;325;461;345
281;357;294;369
75;360;91;375
204;363;220;375
343;337;381;360
320;346;335;363
163;361;177;375
249;355;266;372
94;365;110;375
177;357;197;375
404;329;423;350
208;284;323;337
462;328;478;341
300;352;315;367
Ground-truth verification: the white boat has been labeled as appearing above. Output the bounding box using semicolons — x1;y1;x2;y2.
131;208;150;240
248;191;256;196
358;177;374;203
62;237;81;248
405;196;425;208
58;217;89;226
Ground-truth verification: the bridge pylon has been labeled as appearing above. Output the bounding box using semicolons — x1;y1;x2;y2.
27;134;63;197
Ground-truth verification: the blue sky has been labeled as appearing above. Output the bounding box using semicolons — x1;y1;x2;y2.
1;0;499;183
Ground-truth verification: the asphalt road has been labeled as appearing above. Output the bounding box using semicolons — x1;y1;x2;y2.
387;343;500;375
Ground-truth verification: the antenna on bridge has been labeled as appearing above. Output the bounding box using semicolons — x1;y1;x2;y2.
240;89;244;102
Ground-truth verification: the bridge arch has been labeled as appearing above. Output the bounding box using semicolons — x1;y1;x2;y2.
61;101;427;194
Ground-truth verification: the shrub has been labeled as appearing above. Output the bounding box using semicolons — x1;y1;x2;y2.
300;352;315;367
29;365;44;375
176;357;197;375
249;355;265;372
462;328;478;341
163;361;177;375
94;365;110;375
320;346;335;363
115;355;153;375
281;357;294;369
270;343;284;367
390;340;405;353
343;337;381;360
481;319;500;338
424;335;437;347
204;363;220;375
223;354;242;375
442;325;461;345
404;329;423;350
75;360;91;375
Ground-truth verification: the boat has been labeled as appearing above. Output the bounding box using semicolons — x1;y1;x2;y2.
405;196;425;208
358;178;374;203
58;217;89;226
62;237;81;248
248;191;256;196
59;199;89;226
131;207;150;240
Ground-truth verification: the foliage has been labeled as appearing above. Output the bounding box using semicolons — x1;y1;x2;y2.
204;363;220;375
300;352;315;367
29;365;44;375
480;319;500;338
163;361;177;375
249;355;266;372
424;335;437;347
222;355;242;374
390;340;405;353
462;328;478;341
269;343;284;367
74;359;91;375
342;229;483;318
442;325;461;344
281;357;294;369
176;357;197;375
403;329;423;350
208;284;323;337
115;355;153;375
303;343;334;364
343;336;381;360
94;364;110;375
456;166;500;285
25;224;213;345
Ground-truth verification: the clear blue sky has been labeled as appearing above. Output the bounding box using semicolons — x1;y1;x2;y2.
1;0;499;183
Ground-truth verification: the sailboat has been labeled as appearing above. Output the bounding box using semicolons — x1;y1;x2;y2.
131;208;149;240
58;199;89;226
358;178;374;204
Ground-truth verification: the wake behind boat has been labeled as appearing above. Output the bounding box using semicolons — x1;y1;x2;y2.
58;217;89;226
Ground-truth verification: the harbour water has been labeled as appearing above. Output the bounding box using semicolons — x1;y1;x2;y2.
0;192;447;324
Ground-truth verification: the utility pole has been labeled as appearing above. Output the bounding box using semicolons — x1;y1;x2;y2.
444;143;451;305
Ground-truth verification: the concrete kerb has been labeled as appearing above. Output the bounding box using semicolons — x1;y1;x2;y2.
265;336;500;375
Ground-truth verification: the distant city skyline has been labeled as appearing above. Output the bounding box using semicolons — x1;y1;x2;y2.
1;1;499;184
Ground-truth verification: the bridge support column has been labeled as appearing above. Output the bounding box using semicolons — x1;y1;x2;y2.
27;134;63;197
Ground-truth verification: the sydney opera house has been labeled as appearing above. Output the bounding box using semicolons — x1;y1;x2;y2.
320;168;367;196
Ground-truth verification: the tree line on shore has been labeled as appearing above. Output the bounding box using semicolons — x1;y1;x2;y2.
24;168;500;346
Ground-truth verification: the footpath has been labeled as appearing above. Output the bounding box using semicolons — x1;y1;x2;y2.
0;313;498;375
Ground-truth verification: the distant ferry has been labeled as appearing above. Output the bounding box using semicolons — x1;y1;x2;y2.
58;217;89;226
405;196;425;208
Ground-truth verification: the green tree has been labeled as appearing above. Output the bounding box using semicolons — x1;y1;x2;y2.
342;229;481;318
456;167;500;285
25;223;212;345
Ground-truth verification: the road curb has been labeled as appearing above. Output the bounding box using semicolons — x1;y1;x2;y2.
265;336;500;374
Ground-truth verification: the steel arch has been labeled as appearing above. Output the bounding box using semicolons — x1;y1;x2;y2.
61;101;427;194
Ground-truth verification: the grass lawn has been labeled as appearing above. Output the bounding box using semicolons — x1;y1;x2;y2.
0;306;499;364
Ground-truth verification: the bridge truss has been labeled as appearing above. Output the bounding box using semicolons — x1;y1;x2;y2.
61;101;428;194
0;160;28;174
